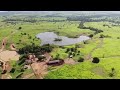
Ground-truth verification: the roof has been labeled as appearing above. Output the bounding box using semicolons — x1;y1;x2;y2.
47;60;64;64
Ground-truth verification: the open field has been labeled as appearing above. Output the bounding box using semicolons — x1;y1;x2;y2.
0;11;120;79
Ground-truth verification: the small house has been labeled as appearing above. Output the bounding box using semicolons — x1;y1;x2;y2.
47;59;64;66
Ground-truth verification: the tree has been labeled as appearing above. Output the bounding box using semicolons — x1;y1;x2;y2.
65;48;70;53
16;73;23;78
55;54;60;60
19;40;21;42
89;34;94;38
18;58;26;65
109;68;115;77
117;37;120;39
20;68;25;72
78;57;84;62
92;57;100;63
71;48;74;52
68;52;72;58
99;34;105;38
24;33;26;35
10;68;15;73
83;40;89;44
37;55;46;61
111;68;115;72
73;53;75;57
109;73;114;77
78;51;80;54
18;27;22;30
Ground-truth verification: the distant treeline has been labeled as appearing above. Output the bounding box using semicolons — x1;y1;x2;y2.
2;19;66;23
78;21;103;34
67;15;103;21
67;16;120;24
2;19;37;23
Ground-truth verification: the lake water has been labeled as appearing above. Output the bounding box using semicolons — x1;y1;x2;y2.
36;32;90;46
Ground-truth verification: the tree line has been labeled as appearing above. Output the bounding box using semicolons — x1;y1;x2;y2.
77;21;103;35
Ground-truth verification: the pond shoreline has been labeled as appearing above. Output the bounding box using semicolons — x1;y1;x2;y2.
36;32;90;46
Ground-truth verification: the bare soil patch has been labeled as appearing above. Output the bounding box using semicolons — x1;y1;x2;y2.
0;50;20;61
64;58;77;65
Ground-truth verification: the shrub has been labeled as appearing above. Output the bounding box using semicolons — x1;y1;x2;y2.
89;34;94;38
77;51;80;55
37;55;46;61
117;37;120;39
16;73;23;79
20;68;25;72
18;58;26;65
109;73;114;77
78;57;84;62
65;48;70;53
59;46;65;49
54;38;62;41
73;53;75;57
99;34;104;38
75;44;80;48
10;68;16;73
68;52;72;57
18;27;22;30
109;68;115;77
55;54;60;60
83;40;89;44
92;57;100;63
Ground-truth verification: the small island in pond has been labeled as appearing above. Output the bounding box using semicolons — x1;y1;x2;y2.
54;38;62;41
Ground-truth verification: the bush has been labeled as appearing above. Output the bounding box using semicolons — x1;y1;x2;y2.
99;34;104;38
71;48;76;52
24;33;26;35
55;54;60;60
117;37;120;39
68;52;72;57
19;54;28;59
20;68;25;72
89;34;94;38
77;51;80;55
75;44;80;48
71;48;74;52
92;57;100;63
16;73;23;78
54;38;62;41
111;68;115;72
59;46;65;49
108;68;115;77
65;48;70;53
10;68;16;73
73;53;75;57
18;58;26;65
100;34;111;38
18;27;22;30
109;73;114;77
78;57;84;62
37;55;46;61
83;40;89;44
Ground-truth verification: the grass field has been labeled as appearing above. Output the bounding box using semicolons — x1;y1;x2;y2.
45;21;120;79
45;57;120;79
1;13;120;79
0;20;94;49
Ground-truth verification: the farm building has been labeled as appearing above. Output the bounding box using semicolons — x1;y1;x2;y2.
47;59;64;66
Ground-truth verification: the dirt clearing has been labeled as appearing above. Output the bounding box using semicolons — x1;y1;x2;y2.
0;50;20;61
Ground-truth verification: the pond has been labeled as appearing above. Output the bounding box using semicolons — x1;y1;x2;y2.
36;32;90;46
